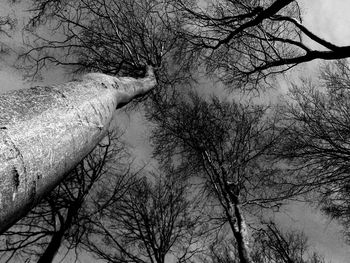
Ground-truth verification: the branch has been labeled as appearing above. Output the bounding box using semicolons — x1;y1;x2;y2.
213;0;295;49
250;47;350;74
271;15;341;51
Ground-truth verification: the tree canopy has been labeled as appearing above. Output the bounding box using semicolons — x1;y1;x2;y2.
2;0;350;262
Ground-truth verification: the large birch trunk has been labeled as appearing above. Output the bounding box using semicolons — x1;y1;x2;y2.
0;67;156;233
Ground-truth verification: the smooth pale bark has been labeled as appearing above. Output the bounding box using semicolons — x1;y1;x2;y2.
0;67;156;234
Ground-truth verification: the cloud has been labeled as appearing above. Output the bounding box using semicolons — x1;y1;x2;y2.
299;0;350;47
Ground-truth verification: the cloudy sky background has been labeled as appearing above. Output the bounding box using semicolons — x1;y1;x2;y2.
1;0;350;262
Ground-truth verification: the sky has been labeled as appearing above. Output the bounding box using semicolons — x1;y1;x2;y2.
299;0;350;47
1;0;350;262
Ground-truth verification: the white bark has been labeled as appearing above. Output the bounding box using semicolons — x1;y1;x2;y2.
0;67;156;233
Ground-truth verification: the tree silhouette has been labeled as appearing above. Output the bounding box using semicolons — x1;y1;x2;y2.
2;0;350;260
23;0;350;90
23;0;189;83
84;169;206;263
251;222;326;263
197;222;327;263
150;91;301;263
176;0;350;88
278;59;350;243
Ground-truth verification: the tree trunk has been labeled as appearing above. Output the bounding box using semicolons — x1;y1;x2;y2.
231;202;252;263
37;227;65;263
37;201;79;263
225;200;252;263
0;67;156;234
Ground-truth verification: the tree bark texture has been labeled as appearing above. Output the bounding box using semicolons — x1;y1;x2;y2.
0;67;156;234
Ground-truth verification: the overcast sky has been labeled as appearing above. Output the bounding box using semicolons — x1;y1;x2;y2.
1;1;350;262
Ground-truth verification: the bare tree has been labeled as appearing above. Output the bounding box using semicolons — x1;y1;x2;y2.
197;222;326;263
22;0;350;90
0;131;131;263
199;234;239;263
149;91;301;263
251;222;326;263
0;0;184;242
22;0;190;84
278;59;350;190
278;59;350;243
175;0;350;88
84;169;206;263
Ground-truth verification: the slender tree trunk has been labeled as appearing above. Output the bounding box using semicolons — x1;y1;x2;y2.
223;190;252;263
37;224;66;263
230;202;252;263
0;67;156;234
37;202;78;263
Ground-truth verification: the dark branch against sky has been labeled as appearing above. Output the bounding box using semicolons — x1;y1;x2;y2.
1;1;350;263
